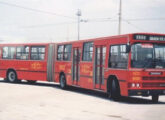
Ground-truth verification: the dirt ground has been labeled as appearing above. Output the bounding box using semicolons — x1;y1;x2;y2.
0;80;165;120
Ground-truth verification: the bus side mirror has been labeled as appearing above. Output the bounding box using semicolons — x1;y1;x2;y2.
126;45;131;53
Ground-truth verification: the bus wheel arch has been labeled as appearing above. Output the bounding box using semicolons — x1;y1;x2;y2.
107;75;121;100
59;72;67;89
6;69;18;83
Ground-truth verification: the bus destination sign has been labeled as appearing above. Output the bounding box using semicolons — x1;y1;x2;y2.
133;34;165;41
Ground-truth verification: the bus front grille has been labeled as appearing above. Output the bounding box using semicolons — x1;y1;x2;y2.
142;83;165;88
142;76;165;80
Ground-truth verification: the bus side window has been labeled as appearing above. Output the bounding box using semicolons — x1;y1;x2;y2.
3;47;9;59
63;45;72;61
16;46;29;60
57;45;64;61
31;46;45;60
109;45;128;69
2;46;16;59
82;42;93;61
38;47;45;60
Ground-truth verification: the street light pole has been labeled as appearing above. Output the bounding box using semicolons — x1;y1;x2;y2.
118;0;122;35
76;9;81;40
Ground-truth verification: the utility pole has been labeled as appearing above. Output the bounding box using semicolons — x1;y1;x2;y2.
118;0;122;35
76;9;81;40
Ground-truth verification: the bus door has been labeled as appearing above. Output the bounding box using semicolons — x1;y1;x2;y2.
72;47;81;85
94;46;106;89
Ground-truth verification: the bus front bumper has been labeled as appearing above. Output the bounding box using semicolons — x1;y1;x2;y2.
128;90;165;96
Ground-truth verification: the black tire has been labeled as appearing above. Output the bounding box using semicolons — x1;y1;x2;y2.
60;74;67;89
152;95;159;103
108;78;120;101
7;70;18;83
27;80;37;84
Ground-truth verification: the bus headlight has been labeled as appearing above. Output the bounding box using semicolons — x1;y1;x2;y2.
131;83;135;87
136;83;140;88
129;83;141;88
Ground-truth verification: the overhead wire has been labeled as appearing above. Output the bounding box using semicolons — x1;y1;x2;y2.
87;18;165;22
122;18;148;32
124;18;165;21
0;1;75;19
20;16;165;29
21;21;76;28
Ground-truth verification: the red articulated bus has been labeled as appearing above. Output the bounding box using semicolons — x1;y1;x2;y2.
1;33;165;102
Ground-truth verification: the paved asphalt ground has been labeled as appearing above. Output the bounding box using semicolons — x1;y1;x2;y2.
0;80;165;120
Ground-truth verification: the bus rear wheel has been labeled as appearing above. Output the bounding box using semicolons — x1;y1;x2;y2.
108;78;120;101
7;70;18;83
60;74;67;89
152;95;159;103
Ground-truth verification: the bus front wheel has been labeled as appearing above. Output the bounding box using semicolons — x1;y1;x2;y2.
108;78;120;101
60;74;67;89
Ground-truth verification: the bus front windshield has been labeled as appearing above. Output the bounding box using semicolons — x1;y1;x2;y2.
131;43;165;69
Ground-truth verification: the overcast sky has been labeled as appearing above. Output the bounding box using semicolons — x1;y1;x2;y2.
0;0;164;43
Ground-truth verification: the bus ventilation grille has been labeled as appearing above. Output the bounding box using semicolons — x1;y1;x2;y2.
142;77;165;80
142;83;165;88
